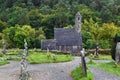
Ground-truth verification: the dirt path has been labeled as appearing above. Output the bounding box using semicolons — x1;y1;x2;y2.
1;57;120;80
0;57;81;80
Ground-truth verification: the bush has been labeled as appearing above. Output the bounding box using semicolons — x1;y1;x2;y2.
99;40;110;49
83;39;95;49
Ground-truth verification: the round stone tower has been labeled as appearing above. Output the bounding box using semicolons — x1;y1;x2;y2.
75;12;82;33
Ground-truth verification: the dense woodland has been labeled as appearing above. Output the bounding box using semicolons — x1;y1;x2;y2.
0;0;120;49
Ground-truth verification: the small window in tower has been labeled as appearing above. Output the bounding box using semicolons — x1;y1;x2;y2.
78;17;80;20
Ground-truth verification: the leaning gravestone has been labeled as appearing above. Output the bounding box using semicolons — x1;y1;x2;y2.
19;39;31;80
116;42;120;64
81;48;87;76
2;41;6;54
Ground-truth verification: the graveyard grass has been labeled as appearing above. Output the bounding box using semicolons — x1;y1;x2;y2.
27;52;73;64
97;62;120;76
88;54;111;60
0;53;9;66
0;60;9;66
87;61;120;76
72;65;94;80
5;50;22;61
0;50;73;65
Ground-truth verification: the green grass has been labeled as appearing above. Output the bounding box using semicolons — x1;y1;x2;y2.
89;54;112;60
6;55;22;61
97;62;120;76
0;57;9;66
0;60;9;66
0;52;3;57
72;66;94;80
27;52;73;64
87;61;120;76
0;50;73;64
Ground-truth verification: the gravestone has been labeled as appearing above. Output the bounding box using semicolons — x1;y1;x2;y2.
94;43;99;58
47;47;51;59
116;42;120;64
53;54;57;61
81;48;87;76
2;42;6;54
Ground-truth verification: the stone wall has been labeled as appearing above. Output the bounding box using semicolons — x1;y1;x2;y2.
41;39;57;50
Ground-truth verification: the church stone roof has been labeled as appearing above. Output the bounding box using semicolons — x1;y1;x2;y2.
54;28;82;46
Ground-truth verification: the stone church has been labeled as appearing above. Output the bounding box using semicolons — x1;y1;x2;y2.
41;12;82;54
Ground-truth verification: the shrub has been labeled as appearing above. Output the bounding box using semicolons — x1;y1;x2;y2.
99;40;110;49
0;52;3;57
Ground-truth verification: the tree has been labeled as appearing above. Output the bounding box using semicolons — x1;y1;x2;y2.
27;9;43;29
0;20;9;32
22;25;35;47
83;18;100;42
82;18;101;49
99;23;118;41
7;6;29;26
35;27;46;48
2;25;35;48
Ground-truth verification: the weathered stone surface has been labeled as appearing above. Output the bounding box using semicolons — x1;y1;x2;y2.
41;39;57;50
1;42;6;54
54;28;82;46
116;42;120;64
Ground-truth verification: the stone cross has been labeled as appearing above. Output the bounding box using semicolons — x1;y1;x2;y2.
19;39;30;80
81;48;87;76
21;39;28;74
116;42;120;64
2;41;6;54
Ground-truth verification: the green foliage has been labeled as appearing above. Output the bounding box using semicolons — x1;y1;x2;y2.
0;20;9;32
85;39;95;49
99;23;118;41
72;66;94;80
34;27;46;48
82;18;119;49
27;9;43;28
27;52;73;64
2;25;36;48
99;40;110;49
